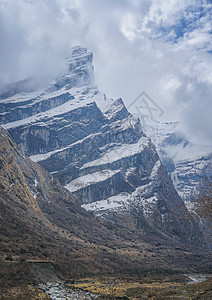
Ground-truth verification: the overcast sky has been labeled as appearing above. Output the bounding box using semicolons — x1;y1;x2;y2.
0;0;212;145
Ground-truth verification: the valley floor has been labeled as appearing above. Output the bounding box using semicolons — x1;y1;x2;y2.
1;260;211;300
66;275;212;299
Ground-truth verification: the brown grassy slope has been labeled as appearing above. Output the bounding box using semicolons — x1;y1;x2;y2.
0;127;140;276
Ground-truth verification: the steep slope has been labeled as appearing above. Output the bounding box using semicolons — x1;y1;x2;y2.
0;46;204;246
1;126;212;279
0;126;144;275
143;121;212;247
143;121;212;207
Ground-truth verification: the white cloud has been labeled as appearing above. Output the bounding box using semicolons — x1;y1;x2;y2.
0;0;82;90
142;0;189;27
121;13;137;40
0;0;211;146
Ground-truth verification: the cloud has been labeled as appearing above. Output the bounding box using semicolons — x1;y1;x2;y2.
0;0;211;146
75;0;212;146
0;0;82;90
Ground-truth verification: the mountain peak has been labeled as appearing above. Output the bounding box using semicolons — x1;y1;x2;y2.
0;46;205;248
71;45;90;57
54;45;94;90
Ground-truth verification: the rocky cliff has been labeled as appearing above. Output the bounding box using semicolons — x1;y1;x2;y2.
143;121;212;207
0;46;204;246
1;126;212;277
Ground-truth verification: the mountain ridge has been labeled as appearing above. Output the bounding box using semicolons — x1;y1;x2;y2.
2;125;212;278
143;120;212;205
0;46;207;247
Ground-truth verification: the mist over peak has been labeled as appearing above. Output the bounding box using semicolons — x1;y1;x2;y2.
0;0;211;146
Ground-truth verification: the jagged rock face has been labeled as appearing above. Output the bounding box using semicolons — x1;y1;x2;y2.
143;121;212;205
54;46;94;91
2;127;212;275
142;121;212;247
0;126;147;274
0;46;204;245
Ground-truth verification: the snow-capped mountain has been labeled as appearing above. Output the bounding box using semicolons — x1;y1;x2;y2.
2;126;212;275
143;121;212;210
0;46;203;245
